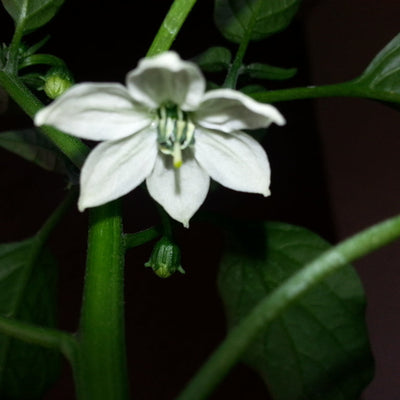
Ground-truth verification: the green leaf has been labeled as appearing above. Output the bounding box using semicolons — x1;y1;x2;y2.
0;128;78;180
192;47;232;72
354;33;400;101
218;222;373;400
244;62;297;80
2;0;64;32
214;0;302;44
0;239;60;399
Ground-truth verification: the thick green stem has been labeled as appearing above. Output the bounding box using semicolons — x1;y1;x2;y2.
176;214;400;400
0;71;89;168
75;201;129;400
146;0;198;57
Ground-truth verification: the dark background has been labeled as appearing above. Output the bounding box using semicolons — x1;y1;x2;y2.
1;1;400;399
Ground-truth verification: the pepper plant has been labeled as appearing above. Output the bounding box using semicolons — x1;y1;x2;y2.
0;1;400;400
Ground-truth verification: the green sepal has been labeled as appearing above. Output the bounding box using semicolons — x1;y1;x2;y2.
214;0;302;44
192;46;232;72
218;221;373;400
0;239;61;399
243;62;297;80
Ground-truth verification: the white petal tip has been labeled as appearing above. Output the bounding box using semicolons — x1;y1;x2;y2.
78;198;87;212
263;189;271;197
182;220;190;228
275;115;286;126
34;109;47;126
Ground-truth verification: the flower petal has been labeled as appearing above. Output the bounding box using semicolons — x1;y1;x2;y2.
78;127;158;210
194;89;285;133
146;152;210;227
194;128;271;196
126;52;205;111
35;83;153;141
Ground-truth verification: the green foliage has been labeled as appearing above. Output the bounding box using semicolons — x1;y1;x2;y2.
354;33;400;101
243;62;297;80
0;128;78;180
214;0;302;44
0;239;60;399
192;46;232;72
1;0;64;32
218;222;373;400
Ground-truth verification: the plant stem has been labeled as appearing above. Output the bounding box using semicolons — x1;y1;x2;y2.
0;71;88;168
5;21;25;74
176;213;400;400
146;0;198;57
0;315;77;362
124;226;160;250
250;80;400;104
75;200;129;400
223;38;249;89
223;0;264;89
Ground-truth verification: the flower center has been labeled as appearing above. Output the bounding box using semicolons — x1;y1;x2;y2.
156;104;195;168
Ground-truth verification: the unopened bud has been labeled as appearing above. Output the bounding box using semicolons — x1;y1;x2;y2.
43;67;74;99
145;236;185;278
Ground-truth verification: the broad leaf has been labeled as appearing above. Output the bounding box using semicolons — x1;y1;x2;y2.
214;0;302;44
192;47;232;72
2;0;64;32
0;239;60;399
218;222;373;400
0;128;78;180
354;33;400;102
244;63;297;80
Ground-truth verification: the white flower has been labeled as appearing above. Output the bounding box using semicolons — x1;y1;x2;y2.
35;52;285;227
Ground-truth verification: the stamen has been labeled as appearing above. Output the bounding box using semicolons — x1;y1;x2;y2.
156;104;195;168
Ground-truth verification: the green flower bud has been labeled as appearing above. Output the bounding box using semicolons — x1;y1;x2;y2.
145;236;185;278
43;67;74;99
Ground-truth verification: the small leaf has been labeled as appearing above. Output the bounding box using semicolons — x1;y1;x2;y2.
0;128;78;179
2;0;64;32
355;33;400;100
244;62;297;80
0;239;60;399
214;0;302;44
218;221;373;400
240;84;266;94
192;47;232;72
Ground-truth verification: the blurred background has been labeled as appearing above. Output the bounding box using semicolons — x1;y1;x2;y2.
1;1;400;399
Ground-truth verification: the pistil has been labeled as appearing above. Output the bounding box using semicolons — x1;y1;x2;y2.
156;104;195;169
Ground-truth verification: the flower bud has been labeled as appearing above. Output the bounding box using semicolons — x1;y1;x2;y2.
43;67;74;99
145;236;185;278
